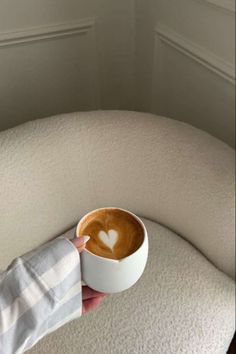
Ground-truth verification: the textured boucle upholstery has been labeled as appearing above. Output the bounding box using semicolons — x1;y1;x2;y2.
0;110;235;353
29;219;235;354
0;111;234;278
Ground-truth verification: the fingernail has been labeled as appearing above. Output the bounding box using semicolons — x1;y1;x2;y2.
75;235;90;247
83;236;90;244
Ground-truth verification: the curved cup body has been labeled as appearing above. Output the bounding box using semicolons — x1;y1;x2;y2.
76;207;148;293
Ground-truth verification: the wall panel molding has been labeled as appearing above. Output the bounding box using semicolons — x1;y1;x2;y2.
154;23;235;84
0;17;95;48
0;16;101;131
151;21;235;146
195;0;235;14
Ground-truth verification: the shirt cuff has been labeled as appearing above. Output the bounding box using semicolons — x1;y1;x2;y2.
22;237;82;304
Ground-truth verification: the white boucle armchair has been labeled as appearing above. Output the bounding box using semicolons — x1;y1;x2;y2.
0;111;235;353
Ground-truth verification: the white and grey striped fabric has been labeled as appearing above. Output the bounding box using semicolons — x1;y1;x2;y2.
0;237;82;354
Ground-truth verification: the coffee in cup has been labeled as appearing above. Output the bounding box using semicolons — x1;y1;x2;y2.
76;207;148;293
79;208;144;260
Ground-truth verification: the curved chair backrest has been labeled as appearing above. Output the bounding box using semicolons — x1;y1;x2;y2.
0;111;234;278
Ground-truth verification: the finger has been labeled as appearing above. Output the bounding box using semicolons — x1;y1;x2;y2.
82;286;106;300
77;245;86;253
82;296;105;314
72;236;90;253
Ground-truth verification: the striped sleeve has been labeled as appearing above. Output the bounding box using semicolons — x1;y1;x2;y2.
0;237;82;354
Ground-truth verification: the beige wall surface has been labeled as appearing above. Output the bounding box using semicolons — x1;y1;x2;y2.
135;0;235;146
0;0;135;131
0;0;235;146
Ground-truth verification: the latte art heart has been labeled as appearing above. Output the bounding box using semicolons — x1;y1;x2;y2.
79;209;144;259
98;229;118;250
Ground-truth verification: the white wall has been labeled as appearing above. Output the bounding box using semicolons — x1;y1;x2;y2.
0;0;235;147
0;0;135;131
135;0;235;146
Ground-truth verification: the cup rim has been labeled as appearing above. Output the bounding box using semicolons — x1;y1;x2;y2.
76;207;147;262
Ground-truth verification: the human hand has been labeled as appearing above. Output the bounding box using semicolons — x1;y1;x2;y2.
71;236;107;314
72;235;90;253
81;286;106;314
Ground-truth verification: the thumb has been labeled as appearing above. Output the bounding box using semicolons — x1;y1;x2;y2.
72;236;90;253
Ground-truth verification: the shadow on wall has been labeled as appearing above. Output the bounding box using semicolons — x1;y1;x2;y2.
0;0;235;147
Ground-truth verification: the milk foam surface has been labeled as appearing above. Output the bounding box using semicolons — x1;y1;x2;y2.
79;209;144;259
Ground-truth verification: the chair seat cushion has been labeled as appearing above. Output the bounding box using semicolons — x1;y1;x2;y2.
29;218;235;354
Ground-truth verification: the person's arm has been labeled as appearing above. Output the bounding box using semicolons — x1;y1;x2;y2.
0;237;85;354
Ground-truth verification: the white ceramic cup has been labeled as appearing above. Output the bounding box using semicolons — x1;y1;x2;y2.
76;207;148;293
